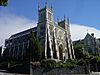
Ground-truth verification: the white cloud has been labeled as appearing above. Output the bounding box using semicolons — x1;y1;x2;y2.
0;13;37;46
70;24;100;41
0;12;100;47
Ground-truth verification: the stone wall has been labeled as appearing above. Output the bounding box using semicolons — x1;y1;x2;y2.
32;66;86;75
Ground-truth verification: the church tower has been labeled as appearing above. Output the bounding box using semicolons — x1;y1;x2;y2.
58;17;75;59
65;18;75;59
37;0;75;60
37;0;54;59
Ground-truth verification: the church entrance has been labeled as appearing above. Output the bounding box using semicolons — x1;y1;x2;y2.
59;44;63;60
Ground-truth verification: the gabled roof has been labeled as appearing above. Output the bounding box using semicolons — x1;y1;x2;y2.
84;33;90;40
84;33;100;44
9;27;37;39
84;33;94;39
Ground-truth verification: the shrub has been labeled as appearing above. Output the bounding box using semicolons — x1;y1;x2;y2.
40;59;78;69
66;59;77;64
56;61;65;68
77;59;86;65
41;59;56;69
65;61;78;69
0;61;8;69
56;60;77;69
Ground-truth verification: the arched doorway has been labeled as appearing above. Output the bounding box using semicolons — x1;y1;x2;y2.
59;44;63;60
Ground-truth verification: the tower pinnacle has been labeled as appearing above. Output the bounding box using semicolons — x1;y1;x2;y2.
64;14;66;21
38;0;40;10
51;4;53;11
57;18;59;22
67;17;69;24
45;0;48;7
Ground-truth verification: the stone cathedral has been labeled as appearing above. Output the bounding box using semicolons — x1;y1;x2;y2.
4;2;75;60
37;2;75;60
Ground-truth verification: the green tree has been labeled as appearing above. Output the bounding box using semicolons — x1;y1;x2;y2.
89;56;99;64
0;0;8;6
29;30;41;62
77;59;86;65
0;46;2;56
74;44;84;60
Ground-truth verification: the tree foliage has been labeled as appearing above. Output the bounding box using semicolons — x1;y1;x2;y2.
74;44;85;60
77;59;86;65
0;0;8;6
0;46;2;56
29;30;41;62
56;59;77;69
41;59;56;69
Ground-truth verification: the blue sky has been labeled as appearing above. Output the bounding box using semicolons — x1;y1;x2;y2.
0;0;100;45
0;0;100;29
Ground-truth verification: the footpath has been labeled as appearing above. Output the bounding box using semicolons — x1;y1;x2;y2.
0;72;29;75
